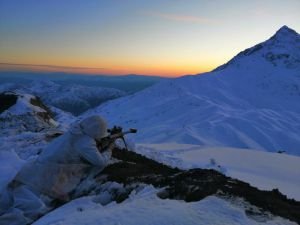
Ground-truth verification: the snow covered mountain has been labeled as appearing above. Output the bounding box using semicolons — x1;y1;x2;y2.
0;91;57;135
0;80;126;115
86;26;300;155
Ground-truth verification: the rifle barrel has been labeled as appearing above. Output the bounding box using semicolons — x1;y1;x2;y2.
108;129;136;139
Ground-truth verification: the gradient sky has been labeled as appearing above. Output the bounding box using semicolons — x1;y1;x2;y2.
0;0;299;77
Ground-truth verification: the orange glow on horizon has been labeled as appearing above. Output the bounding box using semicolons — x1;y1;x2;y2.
0;62;215;77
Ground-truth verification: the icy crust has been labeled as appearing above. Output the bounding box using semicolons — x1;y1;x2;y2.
34;187;296;225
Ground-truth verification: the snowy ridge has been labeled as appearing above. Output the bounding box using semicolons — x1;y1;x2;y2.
85;26;300;155
0;92;58;135
1;92;48;116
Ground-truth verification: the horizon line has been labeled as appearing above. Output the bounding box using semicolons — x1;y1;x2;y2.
0;62;197;77
0;62;106;70
0;66;178;78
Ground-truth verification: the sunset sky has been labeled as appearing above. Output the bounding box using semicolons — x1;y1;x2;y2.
0;0;299;77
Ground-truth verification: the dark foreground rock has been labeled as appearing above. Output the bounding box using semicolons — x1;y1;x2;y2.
0;92;18;113
94;148;300;224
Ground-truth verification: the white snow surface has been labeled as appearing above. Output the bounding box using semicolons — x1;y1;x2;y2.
0;150;24;193
85;26;300;156
34;186;296;225
135;143;300;201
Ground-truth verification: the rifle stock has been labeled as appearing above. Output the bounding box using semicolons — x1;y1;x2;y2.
97;127;137;152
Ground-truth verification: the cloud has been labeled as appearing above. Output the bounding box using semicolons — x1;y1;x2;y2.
143;11;217;24
0;63;105;71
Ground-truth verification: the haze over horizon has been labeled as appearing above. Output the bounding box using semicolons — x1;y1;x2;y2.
0;0;299;77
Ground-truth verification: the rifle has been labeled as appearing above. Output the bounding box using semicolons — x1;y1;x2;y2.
97;126;137;152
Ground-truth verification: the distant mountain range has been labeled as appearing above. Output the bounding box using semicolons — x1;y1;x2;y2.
86;26;300;155
0;80;126;115
0;72;166;93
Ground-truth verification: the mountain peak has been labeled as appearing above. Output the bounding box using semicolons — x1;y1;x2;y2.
272;25;299;39
213;26;300;72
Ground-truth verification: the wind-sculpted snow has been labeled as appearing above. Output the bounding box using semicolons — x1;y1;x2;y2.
87;26;300;155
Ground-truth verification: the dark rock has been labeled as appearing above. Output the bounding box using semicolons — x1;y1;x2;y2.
30;96;51;113
0;92;18;114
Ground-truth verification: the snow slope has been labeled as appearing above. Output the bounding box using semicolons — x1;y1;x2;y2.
34;186;296;225
85;26;300;155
